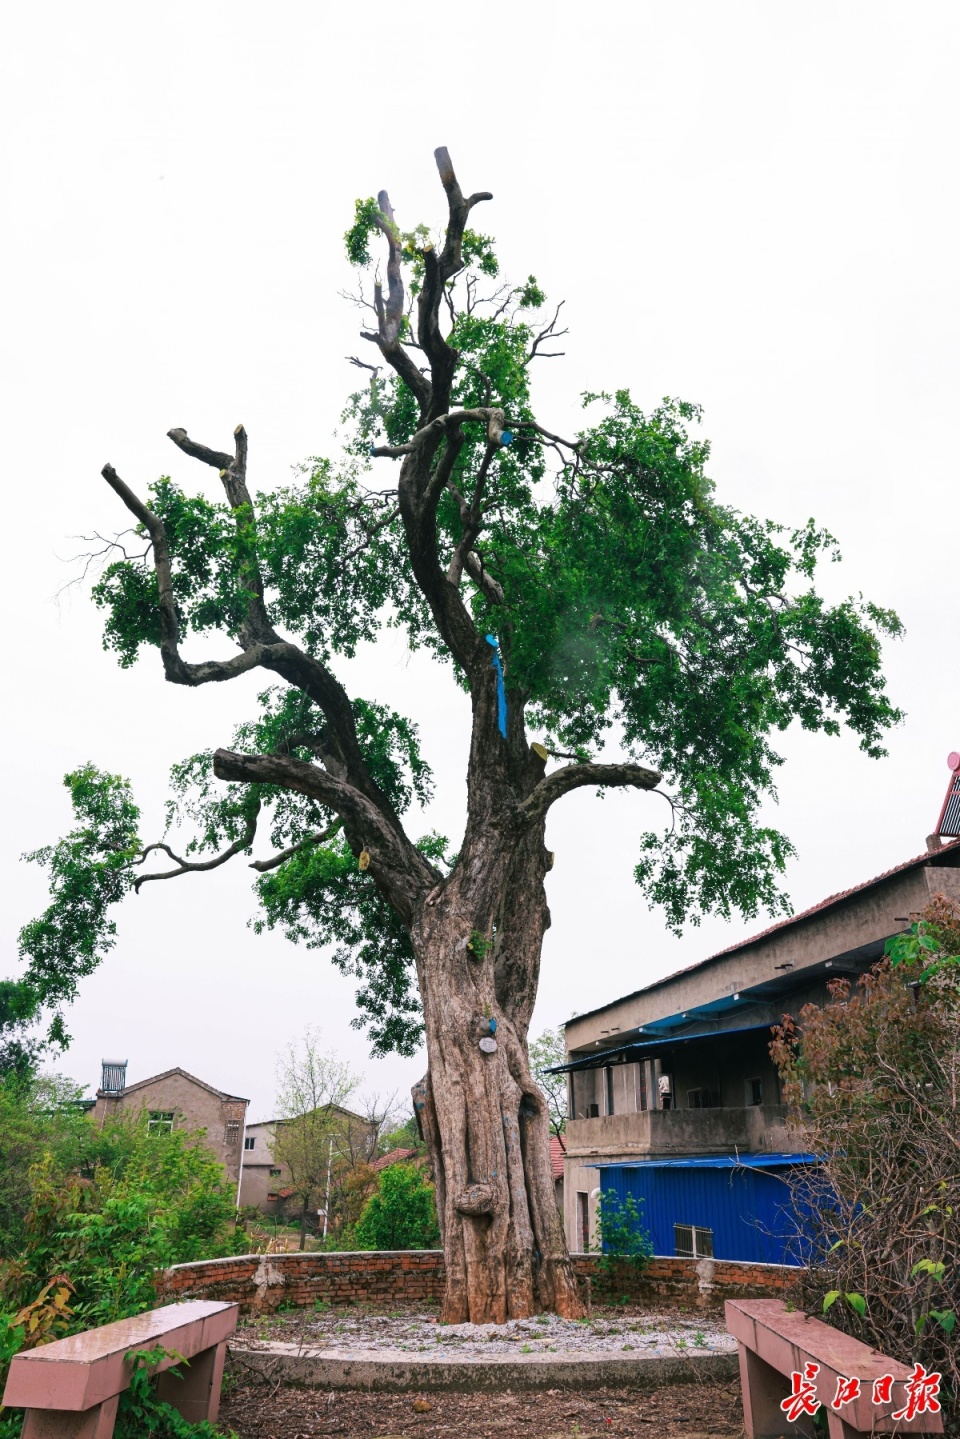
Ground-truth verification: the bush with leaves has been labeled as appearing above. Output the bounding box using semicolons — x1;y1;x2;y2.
0;1075;89;1258
771;895;960;1410
592;1191;653;1300
354;1163;440;1251
0;1109;240;1436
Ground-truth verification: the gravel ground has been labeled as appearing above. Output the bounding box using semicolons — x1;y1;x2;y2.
219;1376;744;1439
236;1303;735;1359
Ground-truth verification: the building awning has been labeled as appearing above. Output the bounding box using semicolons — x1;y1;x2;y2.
546;1021;776;1075
592;1152;819;1170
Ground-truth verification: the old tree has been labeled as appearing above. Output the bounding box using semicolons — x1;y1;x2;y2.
13;151;902;1323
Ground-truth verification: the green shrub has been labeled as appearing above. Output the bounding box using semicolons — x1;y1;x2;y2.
0;1103;241;1435
0;1076;88;1258
354;1164;439;1251
593;1191;653;1293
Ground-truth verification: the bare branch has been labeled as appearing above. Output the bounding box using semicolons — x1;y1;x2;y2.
515;419;583;453
134;800;261;892
520;760;662;825
361;191;432;413
347;355;382;375
249;820;343;873
463;551;504;605
446;438;498;587
433;146;493;283
525;303;569;365
166;428;233;471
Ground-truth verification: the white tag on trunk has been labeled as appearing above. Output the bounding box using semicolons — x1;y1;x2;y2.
478;1037;498;1054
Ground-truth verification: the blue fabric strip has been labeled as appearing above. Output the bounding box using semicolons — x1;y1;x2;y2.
485;634;508;739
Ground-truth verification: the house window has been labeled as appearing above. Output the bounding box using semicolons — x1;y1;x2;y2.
243;1136;255;1151
586;1103;600;1119
674;1223;714;1258
147;1111;175;1134
605;1067;615;1116
224;1121;241;1145
687;1088;703;1109
746;1077;763;1106
270;1167;282;1178
576;1191;589;1251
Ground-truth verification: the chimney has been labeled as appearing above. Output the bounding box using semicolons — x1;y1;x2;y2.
930;752;960;847
100;1059;128;1095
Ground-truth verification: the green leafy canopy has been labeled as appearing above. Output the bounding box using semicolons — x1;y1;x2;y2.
11;165;903;1063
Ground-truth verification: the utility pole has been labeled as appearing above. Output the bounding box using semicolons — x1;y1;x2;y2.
322;1135;334;1240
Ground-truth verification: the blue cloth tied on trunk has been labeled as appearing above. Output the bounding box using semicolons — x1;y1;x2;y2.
485;634;508;739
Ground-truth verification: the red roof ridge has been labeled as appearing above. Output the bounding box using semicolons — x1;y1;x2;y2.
370;1147;418;1172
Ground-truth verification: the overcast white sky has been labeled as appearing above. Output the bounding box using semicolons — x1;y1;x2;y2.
2;2;958;1121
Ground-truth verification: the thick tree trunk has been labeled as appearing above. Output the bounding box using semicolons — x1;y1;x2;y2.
411;825;584;1325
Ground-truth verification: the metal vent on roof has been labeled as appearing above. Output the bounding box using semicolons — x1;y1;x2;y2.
100;1059;127;1095
936;753;960;838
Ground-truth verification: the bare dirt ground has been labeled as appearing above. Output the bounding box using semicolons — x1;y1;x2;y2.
219;1376;744;1439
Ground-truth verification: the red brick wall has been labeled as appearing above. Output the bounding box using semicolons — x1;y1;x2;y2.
155;1250;799;1314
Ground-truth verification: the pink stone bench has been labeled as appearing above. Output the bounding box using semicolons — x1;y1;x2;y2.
2;1298;238;1437
726;1298;944;1439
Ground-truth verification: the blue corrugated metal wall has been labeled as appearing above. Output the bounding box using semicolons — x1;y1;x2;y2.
600;1164;806;1265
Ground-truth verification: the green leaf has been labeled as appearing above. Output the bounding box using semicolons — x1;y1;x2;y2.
911;1259;946;1281
845;1292;867;1317
822;1290;841;1312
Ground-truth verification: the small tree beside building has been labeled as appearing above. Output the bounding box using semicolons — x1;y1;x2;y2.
530;1028;568;1147
272;1030;362;1249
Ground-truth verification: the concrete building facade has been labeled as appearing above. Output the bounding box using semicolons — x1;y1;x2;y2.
92;1064;249;1189
237;1119;286;1212
557;838;960;1253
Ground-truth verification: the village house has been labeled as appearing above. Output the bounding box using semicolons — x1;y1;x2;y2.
91;1062;249;1189
554;759;960;1261
238;1106;379;1216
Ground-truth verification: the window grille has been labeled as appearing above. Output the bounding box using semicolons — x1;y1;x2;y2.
674;1223;714;1258
148;1111;175;1135
224;1121;241;1145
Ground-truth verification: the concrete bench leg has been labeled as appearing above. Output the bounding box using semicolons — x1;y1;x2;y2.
827;1413;866;1439
738;1342;797;1439
155;1339;228;1424
20;1394;119;1439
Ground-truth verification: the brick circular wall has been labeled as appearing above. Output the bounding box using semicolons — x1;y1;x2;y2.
155;1250;799;1314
